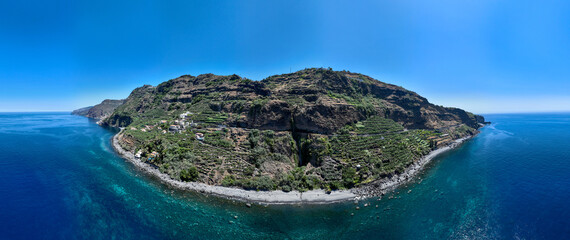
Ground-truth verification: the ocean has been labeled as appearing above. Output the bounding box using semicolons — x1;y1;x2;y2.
0;112;569;239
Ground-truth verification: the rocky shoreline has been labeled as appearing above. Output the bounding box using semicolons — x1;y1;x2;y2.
111;132;473;205
352;136;473;197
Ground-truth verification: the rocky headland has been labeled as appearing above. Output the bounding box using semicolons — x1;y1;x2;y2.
72;99;125;120
75;68;486;203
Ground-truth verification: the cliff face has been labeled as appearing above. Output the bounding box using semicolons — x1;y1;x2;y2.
104;68;484;132
72;99;125;120
71;106;93;116
97;68;485;192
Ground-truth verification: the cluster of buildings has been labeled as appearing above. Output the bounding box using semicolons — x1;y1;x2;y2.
167;112;205;141
130;111;213;162
128;111;215;142
168;111;197;133
135;150;159;162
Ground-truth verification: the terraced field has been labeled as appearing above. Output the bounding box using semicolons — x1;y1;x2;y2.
103;68;484;192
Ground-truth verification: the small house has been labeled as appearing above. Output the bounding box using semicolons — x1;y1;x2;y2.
169;125;180;133
195;133;204;141
148;151;159;161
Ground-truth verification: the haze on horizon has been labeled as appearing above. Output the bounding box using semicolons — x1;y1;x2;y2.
1;0;569;114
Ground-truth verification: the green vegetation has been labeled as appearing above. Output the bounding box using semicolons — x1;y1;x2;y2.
305;121;435;189
102;68;484;192
180;166;199;182
349;116;404;134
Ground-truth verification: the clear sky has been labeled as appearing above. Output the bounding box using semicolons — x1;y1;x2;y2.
1;0;569;114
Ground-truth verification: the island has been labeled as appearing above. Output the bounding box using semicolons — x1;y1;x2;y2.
74;68;486;204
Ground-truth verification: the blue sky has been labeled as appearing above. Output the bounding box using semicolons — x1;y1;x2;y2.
1;0;569;113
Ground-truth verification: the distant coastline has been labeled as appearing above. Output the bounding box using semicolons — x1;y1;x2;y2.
111;131;474;204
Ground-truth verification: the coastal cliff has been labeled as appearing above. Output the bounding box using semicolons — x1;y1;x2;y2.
76;68;486;195
72;99;125;120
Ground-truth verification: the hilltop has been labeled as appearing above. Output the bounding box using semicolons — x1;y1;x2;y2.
79;68;486;194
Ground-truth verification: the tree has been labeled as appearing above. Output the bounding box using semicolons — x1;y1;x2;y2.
243;165;255;176
342;167;357;188
254;176;274;191
222;175;236;186
180;166;199;181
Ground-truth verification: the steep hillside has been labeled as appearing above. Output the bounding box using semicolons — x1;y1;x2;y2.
72;99;125;120
71;106;92;116
103;68;485;192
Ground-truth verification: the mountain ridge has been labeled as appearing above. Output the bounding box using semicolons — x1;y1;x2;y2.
75;68;485;193
72;99;125;120
104;68;483;132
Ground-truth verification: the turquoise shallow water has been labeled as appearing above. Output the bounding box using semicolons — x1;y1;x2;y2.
0;112;569;239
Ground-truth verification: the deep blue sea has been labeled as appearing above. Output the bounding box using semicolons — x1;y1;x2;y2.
1;112;569;239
